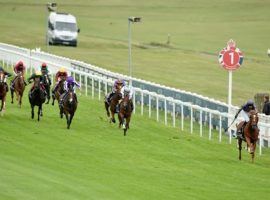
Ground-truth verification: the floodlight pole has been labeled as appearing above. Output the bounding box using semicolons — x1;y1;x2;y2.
128;19;132;77
128;17;141;85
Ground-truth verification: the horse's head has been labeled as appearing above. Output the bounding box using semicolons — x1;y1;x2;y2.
33;77;41;90
0;72;5;85
249;110;259;129
121;95;131;112
42;74;49;85
17;71;24;84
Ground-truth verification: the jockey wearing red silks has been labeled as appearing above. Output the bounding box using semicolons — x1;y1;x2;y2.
11;61;27;90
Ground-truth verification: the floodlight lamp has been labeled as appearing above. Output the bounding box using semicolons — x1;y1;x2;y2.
128;17;141;23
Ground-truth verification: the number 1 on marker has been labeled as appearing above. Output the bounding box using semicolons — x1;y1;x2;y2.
229;52;234;64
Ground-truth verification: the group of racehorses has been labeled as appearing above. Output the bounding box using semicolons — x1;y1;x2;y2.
0;72;77;129
0;70;259;162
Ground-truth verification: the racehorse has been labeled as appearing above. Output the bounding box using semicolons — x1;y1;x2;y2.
237;110;259;163
105;91;122;123
52;79;65;106
42;74;51;104
0;71;7;114
29;78;46;121
60;86;77;129
11;71;25;107
118;95;133;136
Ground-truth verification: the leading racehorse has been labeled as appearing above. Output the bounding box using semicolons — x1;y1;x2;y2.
29;78;46;121
11;71;25;107
237;110;259;163
0;71;8;114
105;91;122;123
118;94;133;136
60;86;77;129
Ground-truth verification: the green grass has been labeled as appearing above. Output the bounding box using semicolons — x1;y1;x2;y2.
0;92;270;200
1;2;270;198
0;0;270;105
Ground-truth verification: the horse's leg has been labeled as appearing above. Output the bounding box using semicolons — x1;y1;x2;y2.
65;113;69;129
40;103;43;117
59;104;63;118
245;136;252;154
11;89;14;104
52;96;55;106
0;99;3;112
118;113;122;128
46;87;50;104
238;138;242;160
252;142;256;163
68;113;74;129
31;105;34;119
110;106;116;123
105;102;110;117
38;105;41;121
126;116;131;129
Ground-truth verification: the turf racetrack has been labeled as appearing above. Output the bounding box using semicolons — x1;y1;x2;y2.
0;92;270;200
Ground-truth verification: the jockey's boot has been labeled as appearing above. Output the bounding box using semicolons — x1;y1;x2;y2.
108;92;114;102
236;121;246;140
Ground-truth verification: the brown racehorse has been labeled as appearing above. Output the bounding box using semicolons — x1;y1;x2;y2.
105;90;122;123
11;72;25;107
61;86;77;129
118;95;133;136
0;71;8;115
29;78;46;121
237;110;259;163
52;79;65;106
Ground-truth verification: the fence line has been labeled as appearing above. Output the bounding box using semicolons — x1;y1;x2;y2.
0;43;270;155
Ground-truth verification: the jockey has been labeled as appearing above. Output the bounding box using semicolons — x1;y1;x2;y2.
0;66;12;92
119;85;134;112
59;76;80;108
52;67;68;97
235;99;257;139
40;62;51;85
27;70;46;98
106;78;126;103
27;70;45;90
14;61;26;75
11;61;27;89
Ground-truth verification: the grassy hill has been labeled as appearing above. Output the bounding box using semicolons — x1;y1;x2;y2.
0;92;270;199
0;0;270;105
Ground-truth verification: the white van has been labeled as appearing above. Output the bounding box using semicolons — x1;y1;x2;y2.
47;12;80;47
